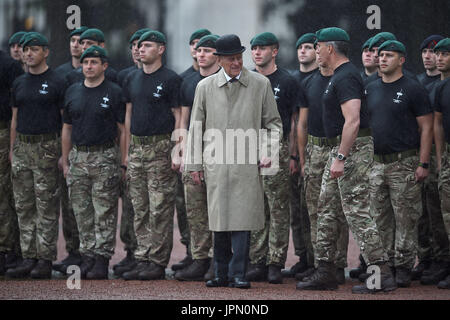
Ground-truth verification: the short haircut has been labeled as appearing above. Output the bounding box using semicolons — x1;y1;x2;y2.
327;41;350;57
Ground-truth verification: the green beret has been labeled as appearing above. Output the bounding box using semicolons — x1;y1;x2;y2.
80;45;108;63
129;28;152;44
19;32;37;46
189;29;211;44
362;37;373;50
70;26;88;38
80;28;105;43
250;32;279;48
9;32;27;46
315;27;350;42
22;32;49;48
138;30;166;47
296;33;316;49
369;32;397;50
378;40;406;55
434;38;450;52
195;34;220;49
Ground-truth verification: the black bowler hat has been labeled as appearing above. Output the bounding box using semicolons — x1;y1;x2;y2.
214;34;246;56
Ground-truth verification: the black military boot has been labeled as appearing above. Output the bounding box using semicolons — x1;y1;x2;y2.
352;263;397;294
336;268;346;285
171;255;193;271
113;251;137;277
86;255;109;280
0;252;6;276
295;267;315;281
281;254;309;278
437;274;450;289
245;263;268;282
411;260;432;281
268;265;283;284
296;261;338;291
5;251;23;270
204;259;215;281
138;262;166;280
349;254;367;279
5;258;37;279
420;261;449;285
122;261;151;280
30;259;52;279
79;255;96;279
395;267;412;288
175;258;210;281
52;251;82;274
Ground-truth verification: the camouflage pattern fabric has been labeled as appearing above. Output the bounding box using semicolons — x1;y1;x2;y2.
176;172;191;255
66;147;119;259
128;137;176;267
11;138;60;261
438;148;450;249
182;171;212;260
250;142;290;267
119;174;137;253
59;170;80;254
369;155;422;269
304;143;349;269
0;128;20;254
315;136;387;266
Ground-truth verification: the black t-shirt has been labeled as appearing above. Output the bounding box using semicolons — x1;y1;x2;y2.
55;61;75;76
66;66;118;86
117;65;138;88
417;72;441;89
434;78;450;145
291;69;318;88
180;71;205;109
366;76;432;155
123;66;182;136
300;71;331;138
179;66;197;80
322;62;370;139
63;80;125;146
365;69;417;87
12;68;66;134
0;50;24;122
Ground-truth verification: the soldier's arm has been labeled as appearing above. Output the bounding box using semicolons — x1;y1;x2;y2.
297;108;308;176
289;112;299;175
117;122;127;174
434;111;445;171
9;107;18;163
61;123;72;178
125;103;132;166
415;113;433;182
339;99;361;157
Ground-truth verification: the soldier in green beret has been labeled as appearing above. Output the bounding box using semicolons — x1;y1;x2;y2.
179;28;212;80
9;32;27;71
361;37;377;81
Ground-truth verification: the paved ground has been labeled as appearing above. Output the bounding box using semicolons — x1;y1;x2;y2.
0;205;449;300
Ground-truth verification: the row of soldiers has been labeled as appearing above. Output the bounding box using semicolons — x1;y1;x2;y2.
0;25;449;293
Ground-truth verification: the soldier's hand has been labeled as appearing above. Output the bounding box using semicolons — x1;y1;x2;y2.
289;159;299;175
172;161;181;172
415;166;429;182
191;171;204;185
330;159;345;179
8;150;12;163
63;163;70;179
58;156;64;171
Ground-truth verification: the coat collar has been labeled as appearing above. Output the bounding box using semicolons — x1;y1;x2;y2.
217;67;249;88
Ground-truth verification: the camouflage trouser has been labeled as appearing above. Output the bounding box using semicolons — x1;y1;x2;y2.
417;155;450;263
315;136;387;266
289;172;314;266
128;137;176;267
67;147;119;259
11;137;60;261
176;172;191;255
250;142;290;267
369;155;422;269
304;143;348;269
182;171;212;260
119;174;137;253
438;147;450;250
59;169;80;254
0;128;20;254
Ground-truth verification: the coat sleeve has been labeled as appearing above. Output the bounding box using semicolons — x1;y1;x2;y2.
260;78;283;155
184;82;206;172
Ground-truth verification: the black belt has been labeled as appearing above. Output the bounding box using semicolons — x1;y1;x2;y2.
132;134;171;145
17;132;59;144
374;149;418;164
74;141;115;152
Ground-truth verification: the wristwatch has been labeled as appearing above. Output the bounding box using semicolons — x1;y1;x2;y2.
337;153;347;161
418;162;429;169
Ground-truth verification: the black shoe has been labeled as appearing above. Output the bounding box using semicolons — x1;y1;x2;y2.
86;255;109;280
52;252;82;274
268;265;283;284
5;258;37;279
437;274;450;289
295;267;315;281
245;264;268;282
114;260;137;277
171;255;193;271
395;267;412;288
282;256;309;278
336;268;346;285
206;277;229;288
358;272;370;283
420;261;449;285
411;260;432;281
30;259;52;279
175;258;210;281
296;262;338;291
349;254;367;279
112;250;135;271
122;261;151;280
138;263;166;280
5;252;22;270
204;259;215;281
79;255;96;279
352;263;397;294
229;277;251;289
0;252;5;276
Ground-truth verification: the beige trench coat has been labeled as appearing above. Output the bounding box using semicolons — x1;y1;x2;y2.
185;67;282;232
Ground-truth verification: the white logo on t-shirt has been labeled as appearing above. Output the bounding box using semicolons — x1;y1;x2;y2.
100;95;110;108
153;83;163;98
273;84;281;101
393;89;404;104
39;82;49;95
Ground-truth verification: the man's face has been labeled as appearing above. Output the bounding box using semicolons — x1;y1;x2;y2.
23;45;49;67
362;48;377;69
315;42;331;68
379;51;404;75
9;43;22;61
422;48;437;71
219;53;243;78
370;47;380;66
82;57;107;80
139;41;164;65
70;35;82;58
436;51;450;73
297;43;316;65
190;39;200;61
196;47;218;69
131;40;140;64
80;39;101;52
251;45;277;68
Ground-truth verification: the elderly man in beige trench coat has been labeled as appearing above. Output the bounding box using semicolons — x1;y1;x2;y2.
185;34;282;289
